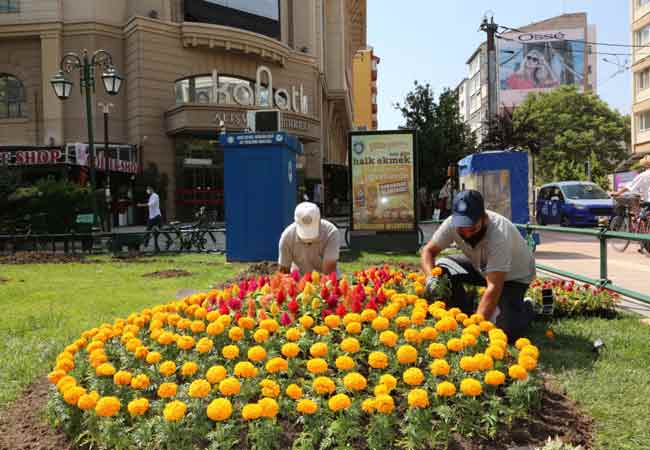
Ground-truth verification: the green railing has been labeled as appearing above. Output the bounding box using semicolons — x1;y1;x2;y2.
420;220;650;305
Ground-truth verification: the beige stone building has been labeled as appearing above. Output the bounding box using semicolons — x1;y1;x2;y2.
0;0;366;220
631;0;650;156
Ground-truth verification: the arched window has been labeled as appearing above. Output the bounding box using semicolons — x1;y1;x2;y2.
0;74;26;119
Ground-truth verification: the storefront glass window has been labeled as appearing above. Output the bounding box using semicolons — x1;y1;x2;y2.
0;74;26;119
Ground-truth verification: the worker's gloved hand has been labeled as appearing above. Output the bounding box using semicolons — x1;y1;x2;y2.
423;276;439;301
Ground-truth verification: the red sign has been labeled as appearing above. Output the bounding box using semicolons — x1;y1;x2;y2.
0;148;66;166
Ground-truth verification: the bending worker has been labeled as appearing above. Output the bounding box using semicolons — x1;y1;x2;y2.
421;190;536;339
278;202;341;275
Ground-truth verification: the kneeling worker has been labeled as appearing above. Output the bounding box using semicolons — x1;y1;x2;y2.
421;190;536;339
278;202;341;275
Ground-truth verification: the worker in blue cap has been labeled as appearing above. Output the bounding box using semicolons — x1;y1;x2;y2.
421;190;536;339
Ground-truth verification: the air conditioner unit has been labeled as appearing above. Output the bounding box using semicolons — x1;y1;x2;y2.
247;109;282;132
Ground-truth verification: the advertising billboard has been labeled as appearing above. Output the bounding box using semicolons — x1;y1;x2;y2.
185;0;280;39
499;29;586;106
349;131;416;232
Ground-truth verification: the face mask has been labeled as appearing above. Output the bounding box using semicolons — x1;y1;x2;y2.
460;223;488;248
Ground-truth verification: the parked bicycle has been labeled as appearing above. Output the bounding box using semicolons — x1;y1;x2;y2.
608;194;650;254
162;207;220;252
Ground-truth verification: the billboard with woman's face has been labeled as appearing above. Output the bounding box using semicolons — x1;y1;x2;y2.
499;29;586;106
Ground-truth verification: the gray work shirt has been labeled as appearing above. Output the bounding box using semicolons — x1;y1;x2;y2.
278;219;340;274
430;211;536;284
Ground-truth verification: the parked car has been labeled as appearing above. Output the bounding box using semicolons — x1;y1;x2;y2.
536;181;614;227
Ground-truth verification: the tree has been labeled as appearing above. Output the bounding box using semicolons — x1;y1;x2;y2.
395;81;476;192
512;85;629;189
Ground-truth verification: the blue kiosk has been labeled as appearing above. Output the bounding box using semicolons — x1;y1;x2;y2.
219;132;303;262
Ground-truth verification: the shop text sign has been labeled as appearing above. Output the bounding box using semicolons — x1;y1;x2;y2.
349;131;416;232
0;148;66;166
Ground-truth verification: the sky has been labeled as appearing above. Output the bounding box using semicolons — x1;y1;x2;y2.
368;0;632;130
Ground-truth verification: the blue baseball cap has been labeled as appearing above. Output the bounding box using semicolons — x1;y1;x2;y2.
452;190;485;227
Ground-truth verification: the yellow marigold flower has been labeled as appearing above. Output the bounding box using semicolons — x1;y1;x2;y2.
177;318;191;330
297;399;318;414
447;338;464;352
189;379;212;398
190;320;206;334
259;397;280;418
77;391;99;410
379;374;397;391
515;337;532;350
476;353;494;371
312;376;336;395
408;388;429;408
157;382;178;398
508;364;528;381
222;344;240;360
266;357;289;374
396;345;418;364
299;315;314;329
177;335;195;351
379;331;398;347
306;358;328;374
196;337;214;354
374;384;389;396
159;361;177;377
126;338;142;352
430;358;451;377
374;394;395;414
145;351;162;365
368;351;389;369
343;313;362;324
238;316;255;330
520;345;540;360
163;400;187;422
206;321;225;336
260;319;279;333
345;322;362;334
417;327;436;342
55;359;74;373
157;331;175;345
395;316;411;329
435;317;458;333
96;363;116;377
131;374;150;390
361;398;376;413
207;398;232;421
228;326;244;341
285;327;302;341
313;325;330;336
310;342;329;357
460;356;480;372
335;355;355;371
479;320;495;332
206;365;227;384
485;345;505;360
113;370;132;386
181;362;199;377
488;329;508;343
260;379;281;398
343;372;367;391
247;345;267;362
361;309;378;322
371;316;390;331
95;396;121;417
340;338;361;353
328;393;351;412
484;370;506;386
461;333;478;348
63;386;86;406
286;384;303;400
411;310;427;326
242;403;262;420
404;328;421;344
428;343;448;359
324;315;341;328
436;381;456;397
470;313;485;323
281;343;300;359
86;341;104;353
518;355;537;371
128;398;150;416
463;324;481;337
253;328;270;343
219;377;241;396
380;305;399;320
218;315;232;327
403;367;425;386
48;370;66;385
460;378;482;397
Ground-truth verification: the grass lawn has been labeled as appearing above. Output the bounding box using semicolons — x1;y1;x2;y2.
1;252;649;450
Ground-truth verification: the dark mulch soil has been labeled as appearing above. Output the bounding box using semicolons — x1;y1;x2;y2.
211;261;279;289
0;376;592;450
0;252;89;265
111;255;170;264
0;276;8;284
142;269;193;279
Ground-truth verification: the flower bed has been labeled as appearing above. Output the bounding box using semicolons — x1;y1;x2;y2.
48;266;543;450
527;278;620;318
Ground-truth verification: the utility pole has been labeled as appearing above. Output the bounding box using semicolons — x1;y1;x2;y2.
481;14;499;143
99;102;114;231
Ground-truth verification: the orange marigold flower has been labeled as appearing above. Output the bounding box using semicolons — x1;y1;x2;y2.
428;343;448;359
131;374;150;390
403;367;425;386
113;370;132;386
345;322;362;334
63;386;86;406
460;378;482;397
247;345;267;362
159;361;177;377
484;370;506;386
253;328;269;343
207;398;232;421
286;383;303;400
340;338;361;353
157;382;178;398
259;319;279;333
266;357;289;374
508;364;528;381
219;377;241;396
222;345;240;360
446;338;464;352
310;342;329;357
296;399;318;414
95;396;121;417
374;394;395;414
127;398;150;416
379;374;397;391
299;315;314;329
343;372;367;391
368;351;389;369
515;337;532;350
242;403;263;420
196;337;214;354
145;351;162;364
260;379;281;398
189;379;212;398
379;331;398;347
312;376;336;395
163;400;187;422
436;381;456;397
181;362;199;377
371;316;390;331
206;365;227;384
77;391;99;410
396;345;418;364
518;355;537;371
335;355;355;371
328;393;351;412
408;388;429;408
285;327;302;341
259;397;280;418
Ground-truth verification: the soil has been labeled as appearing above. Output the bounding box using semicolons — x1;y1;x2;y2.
0;276;8;284
211;261;280;289
0;252;88;265
142;269;193;279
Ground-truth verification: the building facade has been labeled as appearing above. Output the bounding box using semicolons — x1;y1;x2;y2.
631;0;650;155
0;0;367;220
352;46;378;130
459;13;597;141
455;78;470;125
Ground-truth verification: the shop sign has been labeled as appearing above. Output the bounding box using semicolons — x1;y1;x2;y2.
0;148;66;166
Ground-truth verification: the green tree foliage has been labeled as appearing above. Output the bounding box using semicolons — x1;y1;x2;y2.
512;85;629;189
395;81;476;191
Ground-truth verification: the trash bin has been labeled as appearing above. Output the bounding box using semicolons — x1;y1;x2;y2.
219;132;303;262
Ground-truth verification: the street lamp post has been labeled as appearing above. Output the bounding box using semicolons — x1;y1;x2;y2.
50;49;124;228
98;101;115;231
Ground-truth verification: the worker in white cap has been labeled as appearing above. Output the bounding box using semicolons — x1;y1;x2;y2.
278;202;340;275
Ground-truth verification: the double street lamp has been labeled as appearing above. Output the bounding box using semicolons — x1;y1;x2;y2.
50;49;124;228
